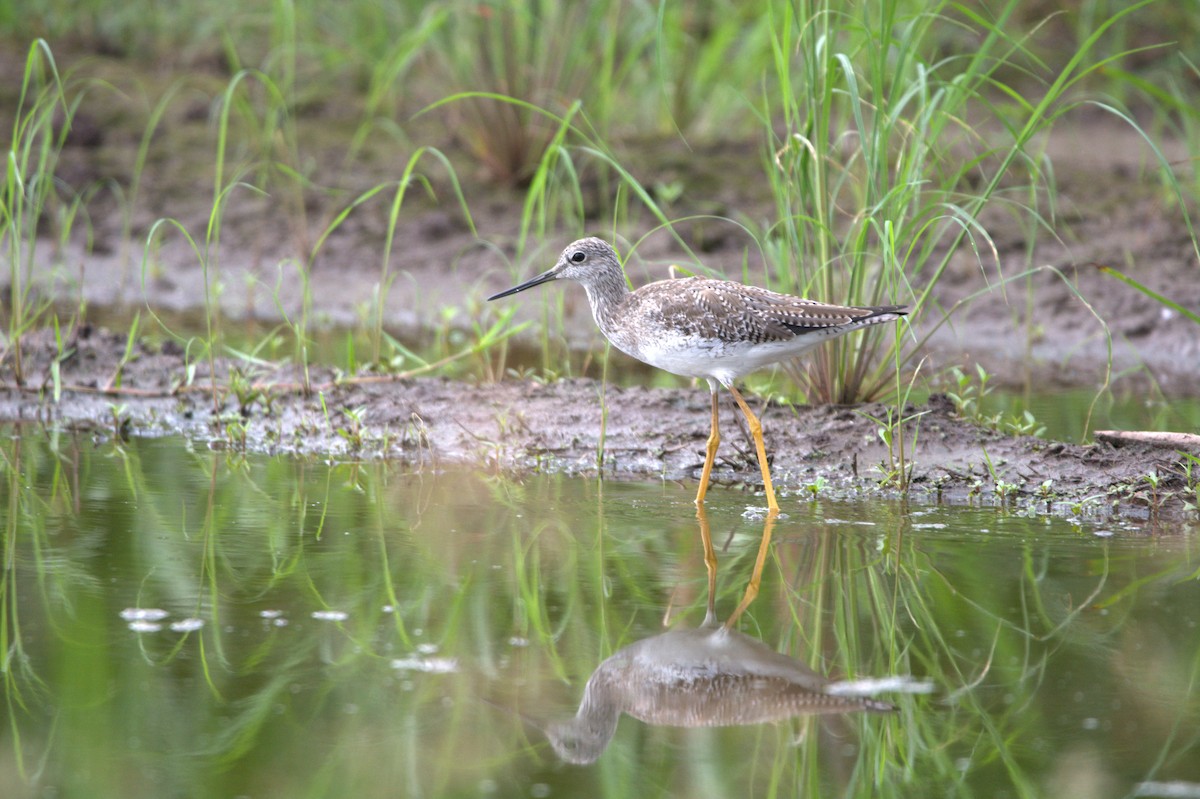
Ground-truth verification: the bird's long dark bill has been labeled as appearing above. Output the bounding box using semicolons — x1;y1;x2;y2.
487;268;558;301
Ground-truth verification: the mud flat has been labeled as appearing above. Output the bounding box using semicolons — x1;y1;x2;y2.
2;325;1197;525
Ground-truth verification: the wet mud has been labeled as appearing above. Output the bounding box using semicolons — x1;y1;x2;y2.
2;325;1197;522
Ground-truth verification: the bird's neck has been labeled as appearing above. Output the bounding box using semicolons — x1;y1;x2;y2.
574;674;622;736
581;271;631;337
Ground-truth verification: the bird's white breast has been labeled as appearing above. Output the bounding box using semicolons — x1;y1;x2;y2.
618;331;829;386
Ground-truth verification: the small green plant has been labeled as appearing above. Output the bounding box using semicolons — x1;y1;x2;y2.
48;315;74;404
107;402;130;441
929;473;950;502
1180;453;1200;515
1003;410;1047;439
995;479;1019;504
804;476;827;499
859;405;925;492
946;366;1047;439
652;180;684;207
227;366;265;416
101;313;143;392
979;447;1022;506
1035;479;1056;512
946;365;993;422
967;476;984;501
337;406;368;451
406;412;434;467
1142;469;1161;520
469;304;528;383
224;419;249;451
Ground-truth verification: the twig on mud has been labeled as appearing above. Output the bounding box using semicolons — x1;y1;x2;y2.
1095;430;1200;454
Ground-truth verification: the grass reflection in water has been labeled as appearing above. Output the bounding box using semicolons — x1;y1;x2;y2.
1;431;1198;798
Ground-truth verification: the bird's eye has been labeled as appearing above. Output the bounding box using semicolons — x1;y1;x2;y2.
571;251;586;263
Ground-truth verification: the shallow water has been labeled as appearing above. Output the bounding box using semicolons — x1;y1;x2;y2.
1;430;1198;798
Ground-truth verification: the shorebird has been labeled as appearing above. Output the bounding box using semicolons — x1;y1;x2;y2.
487;237;907;514
545;618;896;764
512;510;906;765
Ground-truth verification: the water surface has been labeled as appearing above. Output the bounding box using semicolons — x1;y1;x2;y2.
1;430;1197;798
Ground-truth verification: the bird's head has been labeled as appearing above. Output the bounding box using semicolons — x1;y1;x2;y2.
487;237;620;300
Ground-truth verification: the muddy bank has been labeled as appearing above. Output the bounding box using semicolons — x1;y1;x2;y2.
2;326;1197;525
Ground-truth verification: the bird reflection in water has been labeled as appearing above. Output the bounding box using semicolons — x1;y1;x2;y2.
546;508;897;765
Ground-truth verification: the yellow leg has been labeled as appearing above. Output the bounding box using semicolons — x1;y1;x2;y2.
727;385;780;512
695;505;718;627
694;387;720;506
724;508;779;629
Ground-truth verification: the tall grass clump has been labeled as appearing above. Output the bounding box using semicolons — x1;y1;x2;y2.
140;68;300;407
760;0;1159;405
649;3;776;138
1096;54;1200;316
431;0;639;185
1;42;75;385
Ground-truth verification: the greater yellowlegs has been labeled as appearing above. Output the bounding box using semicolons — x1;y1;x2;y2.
545;618;895;764
488;237;907;514
490;238;905;623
